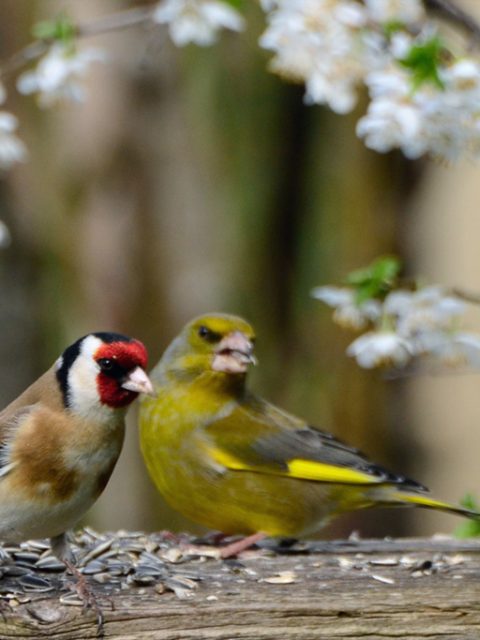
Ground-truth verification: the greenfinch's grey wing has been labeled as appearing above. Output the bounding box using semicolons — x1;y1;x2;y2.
204;397;426;490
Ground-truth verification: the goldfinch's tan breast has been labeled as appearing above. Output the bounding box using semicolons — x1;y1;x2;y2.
9;404;124;504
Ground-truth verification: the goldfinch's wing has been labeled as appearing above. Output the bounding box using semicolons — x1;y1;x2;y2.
0;367;63;480
0;405;36;478
204;396;425;490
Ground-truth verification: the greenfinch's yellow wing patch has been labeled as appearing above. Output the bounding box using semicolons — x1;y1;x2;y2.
208;444;387;485
205;398;423;489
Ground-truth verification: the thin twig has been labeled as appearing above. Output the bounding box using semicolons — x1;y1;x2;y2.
76;6;155;38
0;4;155;79
449;287;480;305
425;0;480;42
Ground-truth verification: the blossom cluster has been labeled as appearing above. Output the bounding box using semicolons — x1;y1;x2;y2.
260;0;480;161
1;0;480;178
312;283;480;371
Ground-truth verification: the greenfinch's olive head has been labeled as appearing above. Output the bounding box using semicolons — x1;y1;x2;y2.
165;313;257;378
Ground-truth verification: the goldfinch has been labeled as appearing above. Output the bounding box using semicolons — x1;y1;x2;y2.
140;313;480;557
0;332;152;563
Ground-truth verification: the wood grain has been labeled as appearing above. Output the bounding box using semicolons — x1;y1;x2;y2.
0;537;479;639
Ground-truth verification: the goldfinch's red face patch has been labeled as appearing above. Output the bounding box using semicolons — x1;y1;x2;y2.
94;338;149;408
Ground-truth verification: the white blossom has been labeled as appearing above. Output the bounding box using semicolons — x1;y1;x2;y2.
425;332;480;367
0;112;27;170
260;0;369;113
347;331;413;368
312;286;381;330
387;287;466;338
17;44;105;107
152;0;245;46
364;0;425;25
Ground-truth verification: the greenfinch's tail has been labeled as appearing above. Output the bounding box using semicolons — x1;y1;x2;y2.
392;492;480;520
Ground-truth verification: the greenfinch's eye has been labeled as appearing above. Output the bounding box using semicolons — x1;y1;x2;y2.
197;326;221;342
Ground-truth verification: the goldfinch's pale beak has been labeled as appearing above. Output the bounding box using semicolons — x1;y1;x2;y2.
121;367;155;396
212;331;257;374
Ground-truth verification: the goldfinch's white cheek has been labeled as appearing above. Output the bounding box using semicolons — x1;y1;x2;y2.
67;335;117;422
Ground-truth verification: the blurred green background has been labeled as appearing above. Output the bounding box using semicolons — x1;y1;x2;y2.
0;0;479;539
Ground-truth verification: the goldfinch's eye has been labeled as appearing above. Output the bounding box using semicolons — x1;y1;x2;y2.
98;358;114;371
198;326;221;342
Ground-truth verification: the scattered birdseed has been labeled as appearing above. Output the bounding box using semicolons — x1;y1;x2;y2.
0;529;475;625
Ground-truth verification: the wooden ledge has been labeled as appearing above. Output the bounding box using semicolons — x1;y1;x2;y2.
0;533;479;639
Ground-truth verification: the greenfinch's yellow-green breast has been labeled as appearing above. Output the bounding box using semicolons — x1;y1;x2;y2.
139;313;479;556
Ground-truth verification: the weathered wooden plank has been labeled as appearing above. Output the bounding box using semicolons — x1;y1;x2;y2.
0;535;479;639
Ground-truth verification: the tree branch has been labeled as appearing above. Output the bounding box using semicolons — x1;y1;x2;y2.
0;4;155;79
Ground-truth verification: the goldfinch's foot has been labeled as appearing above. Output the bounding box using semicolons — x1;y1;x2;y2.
64;560;105;637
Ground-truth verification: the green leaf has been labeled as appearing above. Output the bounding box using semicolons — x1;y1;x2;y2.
32;15;76;44
222;0;244;10
399;36;445;90
454;494;480;538
346;256;401;304
383;21;406;37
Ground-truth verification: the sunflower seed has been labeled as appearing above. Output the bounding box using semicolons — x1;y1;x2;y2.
96;549;119;561
159;548;185;563
371;574;395;585
22;540;50;551
139;551;164;566
132;574;157;586
104;561;129;576
92;572;112;584
13;551;40;563
369;558;398;566
79;539;114;565
261;570;297;584
119;542;146;554
60;593;84;607
165;576;197;592
82;560;106;575
82;527;103;540
136;563;162;576
35;556;65;572
19;574;54;592
4;565;29;577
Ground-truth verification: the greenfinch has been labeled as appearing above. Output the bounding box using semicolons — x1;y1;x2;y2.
140;313;479;556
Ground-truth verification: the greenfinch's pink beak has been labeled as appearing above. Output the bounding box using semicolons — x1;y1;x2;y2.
212;331;257;374
121;366;155;396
